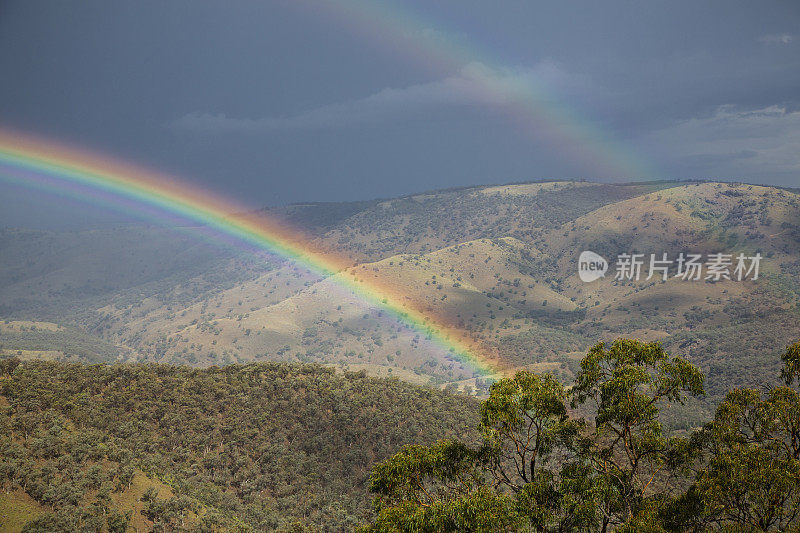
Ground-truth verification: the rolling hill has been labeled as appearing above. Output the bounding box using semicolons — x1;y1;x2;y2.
1;179;798;407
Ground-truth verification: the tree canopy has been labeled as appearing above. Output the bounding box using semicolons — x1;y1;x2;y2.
363;340;800;533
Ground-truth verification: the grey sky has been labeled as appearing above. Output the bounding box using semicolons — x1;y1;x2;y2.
0;0;798;228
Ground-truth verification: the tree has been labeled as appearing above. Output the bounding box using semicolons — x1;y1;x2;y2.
693;341;800;531
107;510;132;533
480;372;571;493
363;340;706;532
0;356;21;376
569;339;704;531
480;371;592;532
363;440;522;532
780;340;800;387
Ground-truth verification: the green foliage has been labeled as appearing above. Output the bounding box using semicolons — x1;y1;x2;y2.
365;485;522;533
363;340;706;532
362;339;800;532
571;340;705;530
694;345;800;531
781;340;800;386
1;361;478;531
364;441;523;532
0;355;20;375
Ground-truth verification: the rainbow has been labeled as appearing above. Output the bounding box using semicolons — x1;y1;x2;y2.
0;3;658;378
0;128;504;377
293;0;655;180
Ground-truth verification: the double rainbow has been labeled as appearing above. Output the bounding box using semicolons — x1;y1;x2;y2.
0;2;657;377
0;128;503;376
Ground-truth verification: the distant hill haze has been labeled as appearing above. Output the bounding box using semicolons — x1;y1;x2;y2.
1;180;798;411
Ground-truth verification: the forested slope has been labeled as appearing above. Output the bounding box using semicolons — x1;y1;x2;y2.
0;360;478;531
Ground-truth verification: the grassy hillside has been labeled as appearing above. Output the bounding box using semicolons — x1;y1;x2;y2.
319;180;678;261
0;320;127;363
1;180;798;406
0;226;284;323
0;359;478;531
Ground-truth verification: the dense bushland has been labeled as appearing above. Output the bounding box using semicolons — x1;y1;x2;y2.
0;360;478;531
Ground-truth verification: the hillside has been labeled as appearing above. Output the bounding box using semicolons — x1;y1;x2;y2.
1;180;798;407
0;360;478;531
0;226;270;321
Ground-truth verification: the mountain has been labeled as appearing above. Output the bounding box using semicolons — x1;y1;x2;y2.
1;180;798;412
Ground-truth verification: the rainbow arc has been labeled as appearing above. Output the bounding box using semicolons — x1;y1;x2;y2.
0;128;503;377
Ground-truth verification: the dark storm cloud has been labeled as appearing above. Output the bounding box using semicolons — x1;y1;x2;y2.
0;0;798;228
169;61;592;133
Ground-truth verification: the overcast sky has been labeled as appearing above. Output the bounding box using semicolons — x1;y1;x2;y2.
1;0;798;228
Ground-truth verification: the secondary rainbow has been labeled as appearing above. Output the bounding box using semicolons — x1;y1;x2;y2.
294;0;655;180
0;128;504;377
